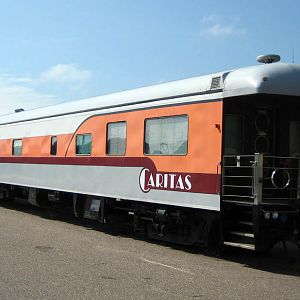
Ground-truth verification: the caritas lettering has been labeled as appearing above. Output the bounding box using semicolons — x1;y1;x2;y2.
139;168;192;193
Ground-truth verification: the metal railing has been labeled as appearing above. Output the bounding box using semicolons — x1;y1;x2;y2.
222;154;300;206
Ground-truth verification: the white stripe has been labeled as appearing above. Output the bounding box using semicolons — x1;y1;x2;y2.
0;163;220;211
140;257;195;275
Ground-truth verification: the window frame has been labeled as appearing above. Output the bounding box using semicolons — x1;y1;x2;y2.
143;114;189;156
75;133;92;156
12;139;22;156
106;121;127;156
50;136;57;156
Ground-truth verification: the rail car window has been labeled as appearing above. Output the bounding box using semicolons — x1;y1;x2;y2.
76;134;92;155
223;114;244;155
106;122;127;155
144;115;188;155
50;136;57;155
12;139;22;156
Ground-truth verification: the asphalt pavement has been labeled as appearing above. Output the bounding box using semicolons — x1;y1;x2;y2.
0;202;299;300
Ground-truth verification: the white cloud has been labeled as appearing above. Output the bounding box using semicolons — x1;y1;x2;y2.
201;14;220;23
0;77;59;115
204;24;246;37
200;14;246;38
0;63;92;115
40;64;91;84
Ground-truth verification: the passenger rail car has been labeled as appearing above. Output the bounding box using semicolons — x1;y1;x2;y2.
0;57;300;252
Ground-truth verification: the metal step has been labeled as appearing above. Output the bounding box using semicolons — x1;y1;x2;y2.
222;199;254;205
224;241;255;250
229;231;254;238
237;221;253;226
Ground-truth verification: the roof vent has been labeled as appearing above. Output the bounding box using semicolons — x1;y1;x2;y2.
210;76;221;90
256;54;281;64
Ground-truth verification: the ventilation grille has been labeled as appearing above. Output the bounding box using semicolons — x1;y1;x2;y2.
210;76;221;90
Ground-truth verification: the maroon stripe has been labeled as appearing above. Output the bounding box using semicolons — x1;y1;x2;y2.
188;172;220;194
140;169;220;194
0;156;157;170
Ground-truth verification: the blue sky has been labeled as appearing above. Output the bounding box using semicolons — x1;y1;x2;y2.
0;0;299;114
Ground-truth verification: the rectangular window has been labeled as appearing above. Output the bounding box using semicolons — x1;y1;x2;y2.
12;139;22;156
50;136;57;155
224;115;244;155
144;115;188;155
106;122;127;155
76;134;92;155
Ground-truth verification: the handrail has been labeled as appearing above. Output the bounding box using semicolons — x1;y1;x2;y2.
222;154;300;205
